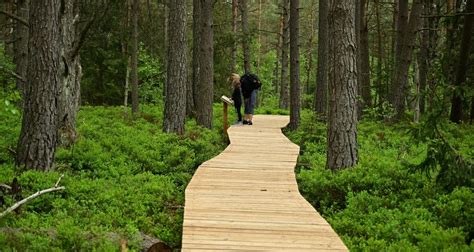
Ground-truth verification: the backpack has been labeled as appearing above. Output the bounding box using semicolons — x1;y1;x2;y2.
241;73;262;90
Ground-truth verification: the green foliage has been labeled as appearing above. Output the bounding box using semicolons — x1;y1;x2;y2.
408;111;473;191
138;47;165;105
0;105;226;250
362;100;396;121
287;110;474;250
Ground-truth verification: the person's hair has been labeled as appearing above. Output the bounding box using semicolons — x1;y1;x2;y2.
230;73;240;88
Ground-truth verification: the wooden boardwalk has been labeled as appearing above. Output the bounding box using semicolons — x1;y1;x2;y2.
182;115;348;251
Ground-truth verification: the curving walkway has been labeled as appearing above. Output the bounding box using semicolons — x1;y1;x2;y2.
182;115;348;251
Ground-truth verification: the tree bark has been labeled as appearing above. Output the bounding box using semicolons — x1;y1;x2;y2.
240;0;251;73
359;0;371;111
315;0;328;115
279;0;290;109
196;0;214;129
374;0;384;105
417;0;430;115
390;0;423;120
16;0;62;170
230;0;238;74
131;0;139;117
163;0;187;134
289;0;300;130
190;0;201;118
13;0;29;100
450;0;474;123
58;0;82;147
327;0;358;170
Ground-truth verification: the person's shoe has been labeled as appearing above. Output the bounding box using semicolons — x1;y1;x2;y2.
248;121;253;125
243;120;249;125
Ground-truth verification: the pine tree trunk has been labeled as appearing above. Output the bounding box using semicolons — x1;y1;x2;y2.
57;0;82;147
374;0;384;105
391;0;423;120
315;0;328;115
13;0;29;100
230;0;238;74
359;0;371;110
16;0;62;170
289;0;300;130
196;0;214;129
327;0;358;170
190;0;201;118
279;0;290;109
450;0;474;123
417;0;430;115
163;0;187;134
131;0;139;117
240;0;251;73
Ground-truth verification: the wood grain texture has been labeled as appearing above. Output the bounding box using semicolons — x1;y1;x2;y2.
182;115;348;251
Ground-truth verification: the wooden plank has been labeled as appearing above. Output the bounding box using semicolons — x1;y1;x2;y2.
182;115;348;251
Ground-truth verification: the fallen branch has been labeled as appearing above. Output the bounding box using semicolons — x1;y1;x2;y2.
0;175;65;219
0;184;12;190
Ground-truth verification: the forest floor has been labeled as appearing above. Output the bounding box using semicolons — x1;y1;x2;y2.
0;104;473;251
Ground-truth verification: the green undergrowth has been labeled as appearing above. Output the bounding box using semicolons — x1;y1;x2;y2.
287;111;474;251
0;105;227;250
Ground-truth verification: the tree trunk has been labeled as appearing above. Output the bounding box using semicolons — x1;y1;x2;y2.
279;0;290;109
240;0;251;73
230;0;238;74
16;0;62;170
273;14;284;95
327;0;358;170
450;0;473;123
355;0;361;118
190;0;201;118
131;0;139;117
304;0;316;95
57;0;82;147
374;0;384;105
13;0;29;100
390;0;423;120
417;0;430;115
315;0;328;115
196;0;214;129
359;0;371;111
289;0;300;130
163;0;187;134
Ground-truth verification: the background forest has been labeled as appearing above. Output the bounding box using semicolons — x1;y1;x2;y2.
0;0;473;250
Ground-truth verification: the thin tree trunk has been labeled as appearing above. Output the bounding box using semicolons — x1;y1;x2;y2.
190;0;201;118
391;0;423;120
240;0;251;73
359;0;371;110
16;0;62;170
304;0;316;95
327;0;358;170
289;0;300;130
374;0;384;105
450;0;473;123
279;0;290;109
131;0;139;117
315;0;328;115
164;0;187;134
417;0;430;115
274;14;284;95
196;0;214;129
58;0;82;146
13;0;29;101
230;0;238;74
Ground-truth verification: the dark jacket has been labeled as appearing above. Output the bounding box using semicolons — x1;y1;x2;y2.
240;73;261;99
232;86;242;106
